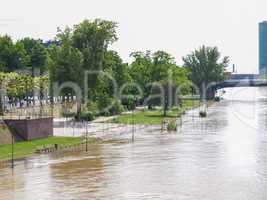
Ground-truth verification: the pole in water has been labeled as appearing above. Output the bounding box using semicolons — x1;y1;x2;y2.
72;122;75;137
132;109;134;143
132;125;134;143
85;122;88;152
11;134;14;169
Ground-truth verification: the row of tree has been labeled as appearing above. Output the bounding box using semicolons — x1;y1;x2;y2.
0;36;47;74
0;19;229;116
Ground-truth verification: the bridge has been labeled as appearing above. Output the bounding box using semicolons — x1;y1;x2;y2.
207;74;267;99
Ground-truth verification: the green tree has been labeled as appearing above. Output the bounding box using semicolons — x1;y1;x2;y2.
18;38;48;105
103;50;131;89
130;50;191;116
182;46;229;97
0;72;6;115
150;51;190;116
129;51;153;104
18;38;47;76
72;19;118;99
48;28;84;113
0;35;30;72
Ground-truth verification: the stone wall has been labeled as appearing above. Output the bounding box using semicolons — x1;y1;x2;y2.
4;118;53;141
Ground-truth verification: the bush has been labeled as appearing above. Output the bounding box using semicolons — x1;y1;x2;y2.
100;110;110;116
167;120;177;131
86;101;98;113
62;112;76;118
122;97;135;110
97;99;124;116
199;111;207;118
109;100;124;115
97;94;112;111
214;97;220;102
75;112;95;121
111;117;120;123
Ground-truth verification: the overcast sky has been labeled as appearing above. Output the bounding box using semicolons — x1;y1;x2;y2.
0;0;267;73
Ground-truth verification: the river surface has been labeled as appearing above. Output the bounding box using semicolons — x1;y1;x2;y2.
1;87;267;200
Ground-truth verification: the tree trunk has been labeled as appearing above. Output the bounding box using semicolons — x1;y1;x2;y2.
77;101;82;115
0;96;3;116
163;96;168;117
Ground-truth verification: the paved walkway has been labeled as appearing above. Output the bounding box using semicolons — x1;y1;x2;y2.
53;118;156;140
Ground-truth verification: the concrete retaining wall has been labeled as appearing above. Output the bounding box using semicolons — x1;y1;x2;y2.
4;118;53;141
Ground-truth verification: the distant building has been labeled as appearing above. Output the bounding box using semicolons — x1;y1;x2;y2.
259;21;267;75
230;73;259;80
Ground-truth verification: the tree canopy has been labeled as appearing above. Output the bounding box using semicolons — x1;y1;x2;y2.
183;46;229;91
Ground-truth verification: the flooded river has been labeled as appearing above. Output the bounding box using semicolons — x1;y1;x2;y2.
1;87;267;200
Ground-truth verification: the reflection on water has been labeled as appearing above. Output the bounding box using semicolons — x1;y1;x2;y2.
1;88;267;200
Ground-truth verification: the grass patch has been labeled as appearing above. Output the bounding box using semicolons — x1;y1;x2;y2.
112;100;200;125
0;136;84;161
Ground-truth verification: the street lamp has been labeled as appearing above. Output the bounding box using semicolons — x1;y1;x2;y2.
85;121;88;152
131;96;138;143
11;133;14;169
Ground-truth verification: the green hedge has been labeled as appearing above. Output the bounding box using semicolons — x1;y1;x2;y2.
75;112;96;121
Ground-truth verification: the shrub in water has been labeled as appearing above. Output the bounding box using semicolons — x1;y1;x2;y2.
214;97;220;102
199;111;207;117
167;120;177;131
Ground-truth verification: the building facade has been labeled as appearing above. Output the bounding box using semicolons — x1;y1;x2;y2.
259;21;267;75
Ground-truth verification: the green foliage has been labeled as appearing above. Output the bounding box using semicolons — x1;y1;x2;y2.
122;97;136;110
48;27;84;98
61;112;76;118
72;19;118;98
167;120;177;131
0;35;30;72
0;72;49;101
75;111;95;121
96;92;112;112
86;101;98;113
109;100;124;115
18;37;47;75
199;111;207;117
183;46;229;95
214;96;220;102
130;50;191;116
96;94;124;116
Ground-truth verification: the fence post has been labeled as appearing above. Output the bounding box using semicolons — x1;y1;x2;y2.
11;133;14;169
85;121;88;152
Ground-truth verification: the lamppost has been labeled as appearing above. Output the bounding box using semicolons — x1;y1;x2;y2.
11;133;14;169
131;107;134;143
131;96;138;143
179;99;182;129
85;121;88;152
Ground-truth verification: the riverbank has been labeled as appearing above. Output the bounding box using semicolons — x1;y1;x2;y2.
0;136;89;161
